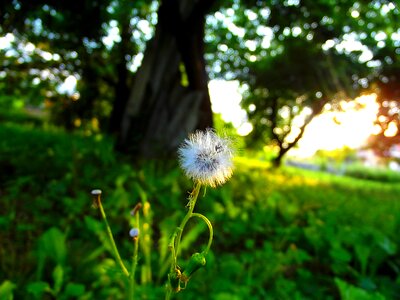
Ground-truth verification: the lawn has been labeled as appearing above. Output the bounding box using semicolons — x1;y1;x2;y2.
1;122;399;299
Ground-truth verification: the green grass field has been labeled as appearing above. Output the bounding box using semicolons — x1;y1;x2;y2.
1;122;399;299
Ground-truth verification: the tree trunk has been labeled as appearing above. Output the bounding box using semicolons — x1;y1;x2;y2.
109;59;130;134
117;0;215;158
108;12;132;134
272;145;291;168
272;153;284;168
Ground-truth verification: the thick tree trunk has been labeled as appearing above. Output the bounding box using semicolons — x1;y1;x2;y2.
117;0;215;158
272;153;284;168
108;14;132;134
109;60;130;134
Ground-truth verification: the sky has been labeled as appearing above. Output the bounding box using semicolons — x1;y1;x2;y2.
208;80;380;158
293;94;379;157
208;80;253;136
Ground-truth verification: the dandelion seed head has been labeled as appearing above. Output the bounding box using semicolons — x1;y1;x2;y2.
178;129;234;187
91;189;102;195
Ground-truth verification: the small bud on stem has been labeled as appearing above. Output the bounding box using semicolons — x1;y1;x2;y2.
91;189;102;208
130;203;142;216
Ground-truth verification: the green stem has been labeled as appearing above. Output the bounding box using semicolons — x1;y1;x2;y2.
166;182;202;299
168;231;177;269
191;213;213;254
129;213;140;300
97;196;130;277
165;288;172;300
174;182;202;260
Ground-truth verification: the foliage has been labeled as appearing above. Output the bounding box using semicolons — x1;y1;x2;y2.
366;2;400;154
1;121;400;299
0;0;157;130
206;0;399;165
1;1;399;163
315;147;358;164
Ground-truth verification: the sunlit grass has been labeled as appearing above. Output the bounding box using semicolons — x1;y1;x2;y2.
234;156;271;169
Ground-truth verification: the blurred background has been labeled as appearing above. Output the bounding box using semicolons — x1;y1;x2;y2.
0;0;399;299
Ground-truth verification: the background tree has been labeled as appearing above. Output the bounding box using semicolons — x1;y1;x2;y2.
205;0;399;166
365;2;400;156
0;0;216;158
242;38;361;167
1;0;110;128
369;78;400;157
1;0;399;162
116;0;216;156
0;0;154;130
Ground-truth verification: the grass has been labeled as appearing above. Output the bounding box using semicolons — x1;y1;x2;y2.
344;163;400;183
0;122;399;299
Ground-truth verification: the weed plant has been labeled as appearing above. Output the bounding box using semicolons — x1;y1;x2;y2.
0;123;399;299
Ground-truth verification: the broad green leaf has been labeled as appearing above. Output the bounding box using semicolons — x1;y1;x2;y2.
0;280;16;300
64;283;86;297
52;264;64;294
38;227;67;265
329;246;352;263
378;236;397;255
335;278;386;300
27;281;52;299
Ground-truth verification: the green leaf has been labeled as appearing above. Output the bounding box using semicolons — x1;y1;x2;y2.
214;293;242;300
27;281;52;299
64;283;86;297
38;227;67;265
355;244;371;276
0;280;16;300
335;278;386;300
359;277;377;291
378;236;397;255
84;216;103;233
52;264;64;294
329;246;352;263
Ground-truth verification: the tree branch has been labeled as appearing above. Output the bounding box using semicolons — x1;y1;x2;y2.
270;96;283;148
286;97;329;150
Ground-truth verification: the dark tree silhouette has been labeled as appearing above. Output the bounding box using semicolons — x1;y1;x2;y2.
116;0;216;157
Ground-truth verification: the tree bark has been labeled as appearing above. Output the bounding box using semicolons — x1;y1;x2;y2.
117;0;215;158
108;12;132;134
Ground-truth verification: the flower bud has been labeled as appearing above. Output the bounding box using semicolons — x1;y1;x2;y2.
91;189;102;195
130;203;142;216
129;228;139;238
91;189;102;208
181;252;206;282
168;269;181;292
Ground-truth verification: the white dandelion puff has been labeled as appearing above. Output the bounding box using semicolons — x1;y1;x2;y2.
178;129;234;187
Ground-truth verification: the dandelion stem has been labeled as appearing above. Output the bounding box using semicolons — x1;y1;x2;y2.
191;213;213;254
165;288;172;300
174;182;202;259
168;231;178;268
166;182;202;298
96;194;130;277
129;212;140;300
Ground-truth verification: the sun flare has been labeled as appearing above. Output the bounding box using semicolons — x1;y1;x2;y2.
292;94;379;157
209;81;381;158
